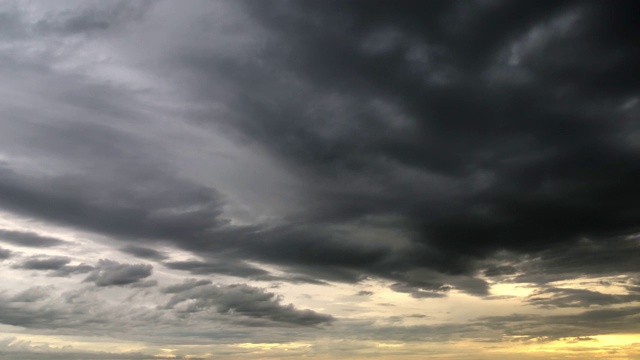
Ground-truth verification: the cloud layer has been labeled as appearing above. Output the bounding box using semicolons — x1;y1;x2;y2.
0;0;638;359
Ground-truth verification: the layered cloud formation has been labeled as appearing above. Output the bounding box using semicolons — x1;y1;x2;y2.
0;0;639;359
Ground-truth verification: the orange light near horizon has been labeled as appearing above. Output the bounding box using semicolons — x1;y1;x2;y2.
494;333;640;358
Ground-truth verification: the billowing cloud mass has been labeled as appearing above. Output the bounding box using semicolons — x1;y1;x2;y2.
0;0;638;359
164;282;334;326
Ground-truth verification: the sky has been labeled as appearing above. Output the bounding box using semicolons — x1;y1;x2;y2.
0;0;639;359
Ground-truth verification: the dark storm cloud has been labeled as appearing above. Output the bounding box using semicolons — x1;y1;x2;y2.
120;245;167;261
163;258;331;285
0;158;226;245
0;229;69;248
483;265;517;277
0;0;638;300
225;0;640;259
0;117;386;287
164;283;334;326
84;259;152;287
154;220;398;283
234;0;639;291
82;0;634;295
0;247;11;260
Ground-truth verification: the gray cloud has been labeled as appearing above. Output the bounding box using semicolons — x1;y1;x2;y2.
84;259;153;287
475;306;640;341
491;236;640;284
50;264;95;277
526;287;640;308
33;1;151;36
326;305;640;345
0;350;185;360
0;2;639;356
625;277;640;294
163;279;212;294
0;158;226;246
483;265;517;277
10;286;52;303
389;282;448;299
163;260;270;279
11;256;93;277
78;0;638;294
14;256;71;271
128;280;158;289
0;281;331;346
120;245;167;261
0;229;69;248
0;0;637;314
164;283;334;326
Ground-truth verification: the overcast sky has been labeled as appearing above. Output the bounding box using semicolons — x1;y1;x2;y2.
0;0;639;359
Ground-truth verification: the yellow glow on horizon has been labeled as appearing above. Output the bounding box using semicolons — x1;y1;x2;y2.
490;283;535;297
4;332;640;360
234;342;312;350
156;348;178;358
577;334;640;348
376;342;405;348
489;333;640;359
154;354;177;359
